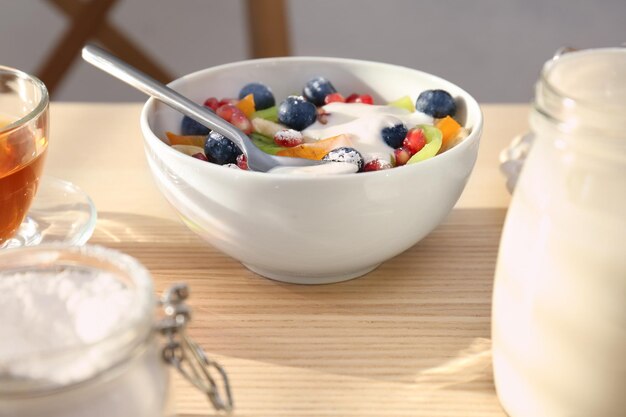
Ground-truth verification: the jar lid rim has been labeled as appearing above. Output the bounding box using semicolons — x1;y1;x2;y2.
539;47;626;113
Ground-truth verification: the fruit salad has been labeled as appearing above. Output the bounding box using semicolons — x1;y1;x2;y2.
164;77;468;173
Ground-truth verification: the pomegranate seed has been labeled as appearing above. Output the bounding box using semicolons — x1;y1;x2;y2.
403;128;426;155
363;159;392;172
236;154;248;170
324;93;345;104
394;147;411;166
192;152;209;161
203;97;220;111
274;129;304;147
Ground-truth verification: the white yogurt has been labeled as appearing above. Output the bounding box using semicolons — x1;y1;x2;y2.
303;102;433;160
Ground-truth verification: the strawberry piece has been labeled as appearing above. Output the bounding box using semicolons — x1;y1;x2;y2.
324;93;345;104
216;103;236;121
274;129;304;147
358;94;374;105
218;98;238;107
363;159;392;172
236;154;248;170
394;147;411;166
204;97;220;111
403;128;426;155
346;94;374;104
230;109;253;134
217;104;252;134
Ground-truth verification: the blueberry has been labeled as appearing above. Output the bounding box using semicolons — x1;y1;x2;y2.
278;96;317;131
415;89;456;118
302;76;337;106
381;123;408;148
181;115;210;136
322;147;364;171
238;82;275;110
204;131;242;165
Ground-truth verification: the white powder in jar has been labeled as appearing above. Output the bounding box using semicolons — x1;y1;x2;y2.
0;246;169;417
0;267;141;387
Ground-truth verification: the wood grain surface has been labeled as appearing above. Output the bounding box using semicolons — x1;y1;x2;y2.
92;208;507;416
45;103;529;416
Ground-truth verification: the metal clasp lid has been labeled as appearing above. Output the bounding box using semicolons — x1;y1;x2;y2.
156;284;233;413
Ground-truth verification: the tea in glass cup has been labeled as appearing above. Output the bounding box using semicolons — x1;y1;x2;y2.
0;66;49;245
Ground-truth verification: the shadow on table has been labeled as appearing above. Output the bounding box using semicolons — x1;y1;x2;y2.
89;211;197;244
180;209;504;389
88;210;502;396
411;336;494;389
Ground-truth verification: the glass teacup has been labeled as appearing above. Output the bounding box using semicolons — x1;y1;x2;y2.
0;66;49;246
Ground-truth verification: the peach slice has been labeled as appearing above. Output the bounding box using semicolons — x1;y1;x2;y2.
236;93;256;118
165;131;206;147
435;116;461;152
277;134;353;160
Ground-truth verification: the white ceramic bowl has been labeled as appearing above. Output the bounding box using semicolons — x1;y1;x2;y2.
140;57;482;284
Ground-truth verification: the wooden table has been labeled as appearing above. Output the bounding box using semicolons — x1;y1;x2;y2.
47;103;529;416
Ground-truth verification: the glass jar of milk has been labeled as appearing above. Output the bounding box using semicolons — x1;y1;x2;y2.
0;245;232;417
492;47;626;417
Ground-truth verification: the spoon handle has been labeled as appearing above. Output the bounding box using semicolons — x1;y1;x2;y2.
82;44;321;172
81;44;247;150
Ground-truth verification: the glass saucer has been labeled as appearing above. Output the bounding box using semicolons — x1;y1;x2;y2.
1;176;97;249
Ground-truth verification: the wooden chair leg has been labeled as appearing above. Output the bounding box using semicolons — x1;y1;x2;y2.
38;0;119;96
47;0;173;84
39;0;288;96
246;0;291;58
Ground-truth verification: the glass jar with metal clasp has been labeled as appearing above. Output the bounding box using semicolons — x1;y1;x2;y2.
493;47;626;417
0;244;233;417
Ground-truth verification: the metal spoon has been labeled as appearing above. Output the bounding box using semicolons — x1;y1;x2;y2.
81;44;320;172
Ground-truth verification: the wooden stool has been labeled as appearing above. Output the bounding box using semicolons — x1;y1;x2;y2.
38;0;173;96
38;0;291;98
245;0;291;58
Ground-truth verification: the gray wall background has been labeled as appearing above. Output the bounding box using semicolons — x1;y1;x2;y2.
1;0;624;102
